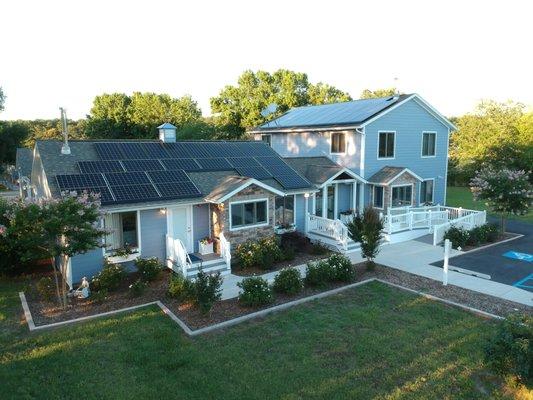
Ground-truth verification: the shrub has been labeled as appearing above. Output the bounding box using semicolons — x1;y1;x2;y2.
443;226;470;249
91;261;126;292
135;257;163;282
129;279;147;297
238;276;273;307
36;277;55;302
235;235;283;270
167;273;195;303
347;207;383;270
327;253;356;282
91;289;108;303
310;241;329;255
484;314;532;381
484;223;500;242
194;269;223;314
273;267;303;295
305;260;334;287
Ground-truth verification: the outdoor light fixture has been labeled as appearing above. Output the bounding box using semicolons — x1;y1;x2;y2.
304;193;310;198
160;208;167;215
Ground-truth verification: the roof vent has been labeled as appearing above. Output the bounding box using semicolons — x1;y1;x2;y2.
158;122;177;143
59;107;71;155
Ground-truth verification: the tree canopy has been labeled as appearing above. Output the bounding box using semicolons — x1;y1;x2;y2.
86;92;202;139
0;87;5;112
360;88;397;99
210;69;352;131
449;100;533;183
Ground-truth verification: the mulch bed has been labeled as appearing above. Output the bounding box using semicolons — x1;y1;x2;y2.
454;232;520;252
24;262;532;330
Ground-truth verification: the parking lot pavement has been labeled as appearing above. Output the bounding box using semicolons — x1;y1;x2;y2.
432;219;533;292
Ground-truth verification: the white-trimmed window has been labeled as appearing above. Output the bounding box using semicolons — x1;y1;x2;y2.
391;185;412;207
420;179;434;204
261;134;272;147
104;211;139;251
422;132;436;157
373;186;384;209
275;195;295;226
330;132;346;154
230;199;268;229
378;131;395;159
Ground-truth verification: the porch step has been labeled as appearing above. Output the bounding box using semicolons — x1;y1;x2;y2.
307;231;360;255
186;259;230;278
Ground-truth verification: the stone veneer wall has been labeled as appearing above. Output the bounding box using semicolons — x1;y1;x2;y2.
383;173;419;210
211;185;276;255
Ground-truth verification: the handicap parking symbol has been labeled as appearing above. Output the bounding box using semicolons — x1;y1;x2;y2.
503;251;533;263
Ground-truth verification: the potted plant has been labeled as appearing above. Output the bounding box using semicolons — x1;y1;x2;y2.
199;237;214;255
107;244;140;263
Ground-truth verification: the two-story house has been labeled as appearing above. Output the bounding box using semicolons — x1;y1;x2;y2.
26;94;459;287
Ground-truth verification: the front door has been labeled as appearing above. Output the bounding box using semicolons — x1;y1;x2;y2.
169;206;192;252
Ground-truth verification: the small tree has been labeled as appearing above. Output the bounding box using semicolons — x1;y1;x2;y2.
0;193;106;307
470;168;532;233
347;207;383;270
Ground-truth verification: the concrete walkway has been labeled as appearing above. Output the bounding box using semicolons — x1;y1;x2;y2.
220;239;532;306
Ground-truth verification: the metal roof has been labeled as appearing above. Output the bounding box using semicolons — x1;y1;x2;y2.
157;122;176;129
256;95;409;130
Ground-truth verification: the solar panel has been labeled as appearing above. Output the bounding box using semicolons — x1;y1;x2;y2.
227;157;261;168
94;143;124;160
111;184;160;203
182;143;212;158
218;143;246;157
155;181;202;199
262;164;296;177
121;159;164;172
119;143;148;159
143;143;172;159
165;143;190;159
274;174;310;189
56;174;107;190
245;142;276;156
255;156;287;167
147;170;190;183
235;166;272;180
78;160;124;174
161;158;201;171
196;158;233;171
105;172;151;186
201;142;222;158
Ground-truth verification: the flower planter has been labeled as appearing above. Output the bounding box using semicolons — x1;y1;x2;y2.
199;241;214;255
274;225;296;235
106;252;140;264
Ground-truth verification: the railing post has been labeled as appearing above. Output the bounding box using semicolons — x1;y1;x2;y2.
408;212;413;230
304;212;309;234
458;207;463;218
428;210;432;229
443;239;451;286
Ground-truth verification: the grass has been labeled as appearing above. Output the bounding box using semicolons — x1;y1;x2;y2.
0;277;527;399
447;186;532;224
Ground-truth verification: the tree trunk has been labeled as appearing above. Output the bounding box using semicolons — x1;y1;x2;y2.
60;255;69;309
51;257;62;305
500;214;506;235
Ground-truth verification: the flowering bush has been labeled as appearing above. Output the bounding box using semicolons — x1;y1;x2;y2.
134;257;163;282
235;235;283;270
200;236;214;245
238;276;274;307
305;260;334;287
273;267;303;295
167;273;195;303
129;279;147;297
470;168;532;232
328;253;356;282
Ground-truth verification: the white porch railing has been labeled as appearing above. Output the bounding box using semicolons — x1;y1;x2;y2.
383;210;448;234
432;210;486;245
219;232;231;270
166;234;192;276
306;213;349;251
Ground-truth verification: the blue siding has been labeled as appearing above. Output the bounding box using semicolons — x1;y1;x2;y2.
140;209;167;261
337;183;352;216
258;131;362;173
363;99;449;205
294;194;306;231
70;248;104;284
193;204;210;252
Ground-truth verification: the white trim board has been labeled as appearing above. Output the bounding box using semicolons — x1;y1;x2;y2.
209;178;285;204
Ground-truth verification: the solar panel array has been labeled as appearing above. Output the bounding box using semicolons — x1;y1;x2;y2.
57;141;312;205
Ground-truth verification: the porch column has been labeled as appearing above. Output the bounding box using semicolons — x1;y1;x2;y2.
351;182;357;212
322;185;327;218
358;183;365;211
334;183;338;219
304;193;309;233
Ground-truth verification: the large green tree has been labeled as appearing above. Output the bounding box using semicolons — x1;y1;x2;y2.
210;69;352;132
449;100;533;183
360;88;398;99
86;92;202;139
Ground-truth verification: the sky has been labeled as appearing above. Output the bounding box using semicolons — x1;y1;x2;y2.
1;0;532;121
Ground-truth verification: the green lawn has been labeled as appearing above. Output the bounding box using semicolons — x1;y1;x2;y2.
447;186;532;224
0;278;521;399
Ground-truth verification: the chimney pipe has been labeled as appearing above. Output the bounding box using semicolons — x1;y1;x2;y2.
60;107;71;155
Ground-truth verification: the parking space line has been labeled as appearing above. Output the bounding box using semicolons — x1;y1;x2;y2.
513;273;533;289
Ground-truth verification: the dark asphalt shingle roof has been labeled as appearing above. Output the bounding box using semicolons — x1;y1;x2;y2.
255;94;412;131
15;148;33;178
367;166;422;185
283;157;343;185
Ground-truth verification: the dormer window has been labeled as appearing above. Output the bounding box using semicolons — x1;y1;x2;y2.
261;134;272;147
330;132;346;154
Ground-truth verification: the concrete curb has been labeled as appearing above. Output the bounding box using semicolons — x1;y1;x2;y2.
19;278;506;336
457;233;523;255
